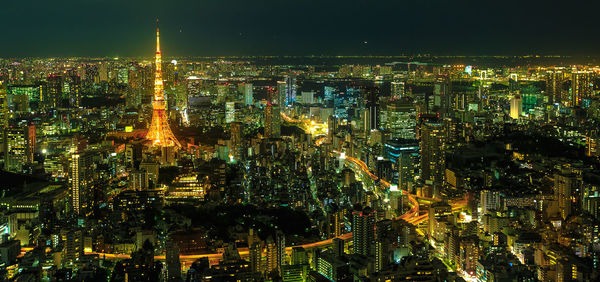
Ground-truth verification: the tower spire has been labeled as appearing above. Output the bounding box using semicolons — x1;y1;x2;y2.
156;18;160;53
145;20;181;148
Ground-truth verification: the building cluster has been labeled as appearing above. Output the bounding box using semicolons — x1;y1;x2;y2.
0;52;599;281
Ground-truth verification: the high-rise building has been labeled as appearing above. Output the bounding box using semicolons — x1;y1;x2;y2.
276;231;286;274
70;151;83;215
363;86;380;132
556;257;578;282
433;79;452;117
0;84;7;130
64;74;81;107
391;81;405;98
324;86;335;102
291;247;308;265
7;85;41;105
166;236;182;280
555;173;577;220
301;91;315;104
186;76;202;97
3;126;27;172
140;161;159;185
65;229;83;262
44;74;62;109
145;20;181;148
264;103;281;138
352;206;376;256
480;190;501;216
327;115;338;143
98;62;109;82
326;204;344;238
244;83;253;106
427;202;452;240
380;99;417;139
277;81;287;106
420;122;446;198
332;238;344;257
460;236;479;275
285;76;297;105
249;242;262;274
391;141;419;190
374;219;394;272
571;71;592;107
265;237;278;274
225;102;236;123
230;122;243;160
546;70;566;104
126;66;142;108
69;146;94;215
25;124;36;164
510;95;522;119
130;169;149;190
216;84;229;104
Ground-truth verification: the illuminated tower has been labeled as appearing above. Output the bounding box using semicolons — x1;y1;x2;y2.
146;20;181;148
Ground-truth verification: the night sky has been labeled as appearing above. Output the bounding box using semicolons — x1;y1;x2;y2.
1;0;599;57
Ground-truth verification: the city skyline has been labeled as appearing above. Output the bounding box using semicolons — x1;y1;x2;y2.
1;1;600;281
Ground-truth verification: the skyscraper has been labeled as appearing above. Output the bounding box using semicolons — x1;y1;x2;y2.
276;81;286;106
480;190;501;216
0;84;9;129
433;79;452;117
276;231;286;275
352;206;375;256
166;236;181;281
420;122;446;198
555;173;576;220
380;99;417;139
145;20;181;148
285;76;297;106
70;150;82;215
510;95;522;119
243;83;253;106
249;241;262;274
546;70;565;104
363;86;380;132
3;126;27;172
225;102;236;123
264;103;281;138
390;81;405;98
25;124;36;164
571;71;592;107
64;74;81;107
265;236;278;274
230;122;243;160
44;74;62;109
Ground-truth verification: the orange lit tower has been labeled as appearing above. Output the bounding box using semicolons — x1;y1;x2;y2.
146;19;181;148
